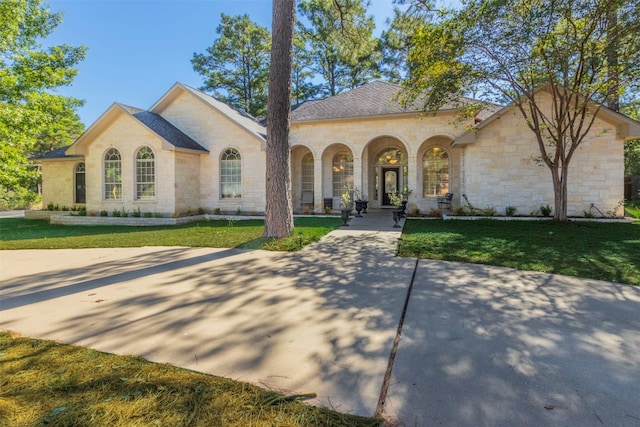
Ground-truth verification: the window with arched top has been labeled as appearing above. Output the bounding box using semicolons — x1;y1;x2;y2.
422;147;449;196
75;162;86;204
104;148;122;200
135;147;155;199
220;148;242;198
302;153;314;192
332;151;353;196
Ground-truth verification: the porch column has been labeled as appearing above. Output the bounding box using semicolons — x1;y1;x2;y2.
353;156;363;197
407;154;418;206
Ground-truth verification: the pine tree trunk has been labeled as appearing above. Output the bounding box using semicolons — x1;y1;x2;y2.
263;0;295;238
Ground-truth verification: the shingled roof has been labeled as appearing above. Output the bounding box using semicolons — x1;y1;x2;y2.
30;146;77;160
120;105;208;152
291;80;501;123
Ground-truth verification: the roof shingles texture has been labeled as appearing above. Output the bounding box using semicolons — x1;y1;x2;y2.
291;81;410;122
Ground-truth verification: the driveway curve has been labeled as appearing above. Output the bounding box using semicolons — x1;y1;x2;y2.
1;223;639;426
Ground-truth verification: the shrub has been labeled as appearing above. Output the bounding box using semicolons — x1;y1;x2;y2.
452;206;467;216
112;209;121;217
505;205;517;216
483;206;497;216
540;204;552;217
100;210;108;217
78;208;87;216
154;212;163;218
213;208;221;215
132;207;141;218
143;212;153;218
46;203;55;211
235;208;242;215
198;207;205;215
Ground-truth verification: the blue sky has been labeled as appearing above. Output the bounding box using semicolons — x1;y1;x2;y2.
46;0;399;127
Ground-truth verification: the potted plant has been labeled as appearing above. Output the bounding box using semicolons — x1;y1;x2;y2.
387;192;406;227
353;187;365;217
340;187;353;226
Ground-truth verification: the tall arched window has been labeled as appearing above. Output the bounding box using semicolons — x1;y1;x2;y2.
135;146;155;199
302;153;314;192
75;162;86;204
332;151;353;196
104;148;122;200
423;147;449;196
221;148;241;198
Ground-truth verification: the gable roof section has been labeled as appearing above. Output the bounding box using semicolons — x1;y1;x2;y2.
120;105;208;152
453;88;640;146
151;83;267;141
55;103;207;158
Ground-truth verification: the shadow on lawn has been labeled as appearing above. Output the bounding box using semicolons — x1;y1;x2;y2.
0;231;413;418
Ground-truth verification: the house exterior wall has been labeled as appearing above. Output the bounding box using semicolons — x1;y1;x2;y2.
174;150;201;214
291;113;468;212
82;113;177;216
157;90;266;213
461;108;625;216
40;159;79;209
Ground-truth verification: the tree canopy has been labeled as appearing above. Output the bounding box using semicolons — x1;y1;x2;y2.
401;0;640;220
192;14;271;117
0;0;86;208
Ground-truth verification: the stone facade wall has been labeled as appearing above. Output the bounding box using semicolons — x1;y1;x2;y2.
80;112;177;216
461;107;625;216
157;90;266;213
40;159;78;209
290;113;468;212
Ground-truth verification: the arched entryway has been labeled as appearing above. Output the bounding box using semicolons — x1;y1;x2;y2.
291;145;315;210
365;137;408;207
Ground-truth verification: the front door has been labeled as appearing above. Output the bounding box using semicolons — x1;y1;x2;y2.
382;167;399;206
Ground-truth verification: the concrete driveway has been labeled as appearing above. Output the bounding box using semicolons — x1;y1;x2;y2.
1;219;639;426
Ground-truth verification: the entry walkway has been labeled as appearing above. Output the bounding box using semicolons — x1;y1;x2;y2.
1;212;639;426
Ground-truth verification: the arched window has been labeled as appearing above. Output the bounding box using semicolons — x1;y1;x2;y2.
332;151;353;196
302;153;314;192
104;148;122;200
75;162;86;204
220;148;241;198
422;147;449;196
135;147;155;199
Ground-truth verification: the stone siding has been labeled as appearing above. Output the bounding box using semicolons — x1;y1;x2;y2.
157;90;266;213
461;108;625;216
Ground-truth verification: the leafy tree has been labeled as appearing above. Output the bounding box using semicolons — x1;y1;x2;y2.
402;0;640;221
192;14;271;117
291;33;321;105
0;0;86;208
378;6;425;82
264;0;296;238
297;0;379;96
623;102;640;177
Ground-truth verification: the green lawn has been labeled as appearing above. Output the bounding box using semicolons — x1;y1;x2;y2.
0;332;380;427
0;217;341;251
626;199;640;218
399;219;640;286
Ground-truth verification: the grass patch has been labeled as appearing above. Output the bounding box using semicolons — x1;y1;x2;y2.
0;332;380;427
399;219;640;286
0;217;341;251
625;200;640;219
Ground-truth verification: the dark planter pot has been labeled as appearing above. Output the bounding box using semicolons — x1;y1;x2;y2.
354;200;364;217
400;200;408;217
362;200;368;213
392;208;404;228
340;208;351;226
